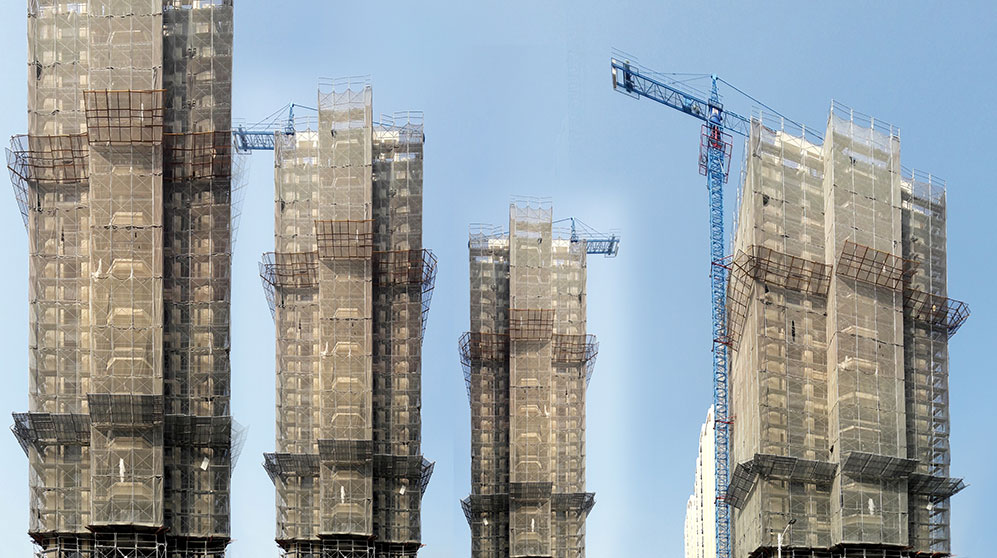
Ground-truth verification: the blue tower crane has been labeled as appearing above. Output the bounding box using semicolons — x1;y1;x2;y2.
233;106;622;258
610;57;753;558
554;217;620;257
232;103;315;152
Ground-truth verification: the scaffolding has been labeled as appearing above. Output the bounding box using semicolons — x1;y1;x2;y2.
265;84;432;557
729;115;833;553
11;1;236;556
823;103;910;547
726;105;969;558
462;202;598;558
316;219;374;259
551;334;599;386
899;170;966;553
726;244;832;349
164;131;232;181
161;2;235;549
373;248;438;338
84;90;165;144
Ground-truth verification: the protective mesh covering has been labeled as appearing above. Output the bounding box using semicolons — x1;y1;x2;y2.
462;202;597;558
84;90;165;144
730;116;832;552
163;131;232;181
371;111;433;555
11;1;235;556
824;103;909;547
900;171;964;553
161;0;234;548
726;244;831;349
316;219;374;260
727;105;968;558
15;1;96;548
265;83;432;557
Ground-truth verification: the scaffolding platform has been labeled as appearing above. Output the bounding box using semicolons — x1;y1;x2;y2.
5;133;90;229
7;134;89;184
835;240;918;291
87;394;165;425
725;245;831;349
840;451;919;481
84;90;165;145
725;454;836;509
11;412;90;455
91;530;167;558
907;473;966;502
903;289;970;335
166;537;229;558
459;332;510;399
748;246;831;295
263;452;320;484
259;251;319;293
461;494;510;522
725;460;757;509
509;481;554;501
752;454;837;483
552;333;599;384
372;249;436;286
744;547;929;558
318;439;374;463
725;257;753;350
164;415;232;448
508;308;555;341
460;332;510;362
164;131;232;181
373;248;438;339
551;492;596;515
551;333;598;363
315;219;374;260
372;455;435;494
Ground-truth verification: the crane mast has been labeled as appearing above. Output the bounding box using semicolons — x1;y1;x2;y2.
705;78;732;558
611;57;752;558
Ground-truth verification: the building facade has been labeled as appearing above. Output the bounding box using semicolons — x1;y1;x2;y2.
725;104;968;557
8;1;236;557
460;202;599;558
261;80;434;558
685;407;717;558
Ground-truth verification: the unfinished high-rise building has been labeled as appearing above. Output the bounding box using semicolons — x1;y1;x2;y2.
6;1;237;557
685;407;716;558
460;202;601;558
724;103;969;557
260;79;434;558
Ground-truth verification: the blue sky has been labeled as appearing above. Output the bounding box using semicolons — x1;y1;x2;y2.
1;1;995;557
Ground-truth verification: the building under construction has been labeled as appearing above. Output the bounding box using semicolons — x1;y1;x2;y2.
460;202;600;558
724;103;969;557
260;80;434;558
6;1;237;557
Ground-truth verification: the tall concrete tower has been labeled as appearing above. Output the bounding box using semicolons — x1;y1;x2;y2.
725;105;969;557
460;202;601;558
8;1;236;557
261;80;434;558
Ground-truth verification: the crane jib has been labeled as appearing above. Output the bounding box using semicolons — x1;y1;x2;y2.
611;56;738;558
